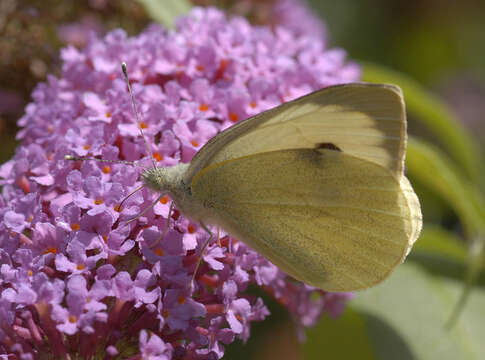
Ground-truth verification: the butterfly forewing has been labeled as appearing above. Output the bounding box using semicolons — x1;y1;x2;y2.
184;83;407;184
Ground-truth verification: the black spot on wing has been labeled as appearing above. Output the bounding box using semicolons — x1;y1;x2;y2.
294;148;326;166
315;142;342;152
294;146;343;168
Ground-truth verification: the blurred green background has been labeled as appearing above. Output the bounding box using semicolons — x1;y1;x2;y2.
1;1;485;359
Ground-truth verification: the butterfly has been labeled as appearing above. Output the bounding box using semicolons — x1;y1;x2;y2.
68;63;422;292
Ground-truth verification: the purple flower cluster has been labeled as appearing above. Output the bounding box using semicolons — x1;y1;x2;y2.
0;7;358;359
272;0;327;39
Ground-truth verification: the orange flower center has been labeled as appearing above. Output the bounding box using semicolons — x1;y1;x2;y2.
153;152;163;162
190;139;199;147
229;112;239;122
43;247;57;255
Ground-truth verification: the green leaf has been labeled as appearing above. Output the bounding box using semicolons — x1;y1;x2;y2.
350;261;485;360
412;225;467;263
136;0;192;28
305;307;375;359
408;226;473;288
407;139;485;326
446;236;485;328
406;138;485;237
362;62;484;185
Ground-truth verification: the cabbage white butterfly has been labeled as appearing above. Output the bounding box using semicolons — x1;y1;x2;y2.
68;63;422;292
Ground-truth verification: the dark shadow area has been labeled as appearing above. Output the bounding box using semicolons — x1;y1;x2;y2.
362;311;417;360
223;285;294;360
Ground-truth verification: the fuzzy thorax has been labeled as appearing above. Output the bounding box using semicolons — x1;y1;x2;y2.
141;162;211;223
141;163;190;195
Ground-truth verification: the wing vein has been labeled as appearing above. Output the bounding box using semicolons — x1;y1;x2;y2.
276;220;392;283
220;200;408;219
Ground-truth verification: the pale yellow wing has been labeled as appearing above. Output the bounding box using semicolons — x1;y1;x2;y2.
191;148;422;292
185;83;406;184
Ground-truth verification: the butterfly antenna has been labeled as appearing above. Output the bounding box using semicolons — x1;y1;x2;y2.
172;132;185;162
121;62;157;168
64;155;145;168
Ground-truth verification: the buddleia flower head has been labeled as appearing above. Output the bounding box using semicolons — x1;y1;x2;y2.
0;5;358;359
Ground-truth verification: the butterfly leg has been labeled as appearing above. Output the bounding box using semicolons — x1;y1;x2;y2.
124;193;165;225
191;222;213;290
150;201;175;249
117;185;145;212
